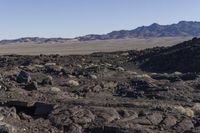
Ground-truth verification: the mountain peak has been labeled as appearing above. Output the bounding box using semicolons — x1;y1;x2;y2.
77;21;200;41
178;20;196;24
150;23;160;27
1;21;200;43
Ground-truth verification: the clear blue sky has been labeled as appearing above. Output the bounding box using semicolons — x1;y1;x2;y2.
0;0;200;39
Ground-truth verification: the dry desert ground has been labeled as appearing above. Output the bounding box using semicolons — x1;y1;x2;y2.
0;37;192;55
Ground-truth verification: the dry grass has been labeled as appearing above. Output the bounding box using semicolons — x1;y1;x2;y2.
175;106;194;117
67;80;79;87
193;103;200;113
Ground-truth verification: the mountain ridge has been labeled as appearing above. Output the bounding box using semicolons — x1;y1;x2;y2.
1;21;200;44
0;37;73;44
77;21;200;41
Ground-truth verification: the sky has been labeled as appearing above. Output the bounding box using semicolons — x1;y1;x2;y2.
0;0;200;39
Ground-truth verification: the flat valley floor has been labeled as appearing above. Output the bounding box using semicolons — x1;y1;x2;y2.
0;37;192;55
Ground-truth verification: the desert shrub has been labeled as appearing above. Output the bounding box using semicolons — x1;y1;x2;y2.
192;103;200;113
175;106;194;117
67;80;79;87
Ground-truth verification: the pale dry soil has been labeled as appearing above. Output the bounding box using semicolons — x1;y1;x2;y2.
0;37;192;55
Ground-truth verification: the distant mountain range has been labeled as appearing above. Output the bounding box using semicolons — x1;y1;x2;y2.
0;37;72;44
77;21;200;41
1;21;200;44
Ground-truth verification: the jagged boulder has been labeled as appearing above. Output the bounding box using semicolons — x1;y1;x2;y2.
17;70;31;84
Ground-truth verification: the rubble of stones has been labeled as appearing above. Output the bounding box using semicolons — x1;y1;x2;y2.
0;38;200;132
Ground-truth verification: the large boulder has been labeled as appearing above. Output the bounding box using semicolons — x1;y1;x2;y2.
42;75;53;85
64;124;82;133
25;81;38;91
0;122;16;133
17;70;31;84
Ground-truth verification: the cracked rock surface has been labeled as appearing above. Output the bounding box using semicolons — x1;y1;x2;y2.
0;38;200;132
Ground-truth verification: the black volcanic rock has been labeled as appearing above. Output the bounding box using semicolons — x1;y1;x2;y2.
137;37;200;73
77;21;200;41
0;41;200;132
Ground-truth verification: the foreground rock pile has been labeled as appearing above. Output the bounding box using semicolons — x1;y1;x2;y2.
0;38;200;132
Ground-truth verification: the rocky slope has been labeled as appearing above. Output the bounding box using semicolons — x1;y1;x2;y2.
137;37;200;73
0;38;200;132
77;21;200;41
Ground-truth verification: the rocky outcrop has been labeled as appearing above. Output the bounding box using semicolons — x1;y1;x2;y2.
136;37;200;72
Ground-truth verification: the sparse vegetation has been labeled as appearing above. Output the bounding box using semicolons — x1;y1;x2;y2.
193;103;200;113
90;74;97;80
175;106;194;117
0;37;200;132
135;74;151;79
67;80;79;87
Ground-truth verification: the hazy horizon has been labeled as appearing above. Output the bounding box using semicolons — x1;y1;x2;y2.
0;0;200;40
